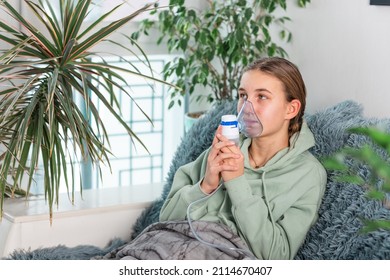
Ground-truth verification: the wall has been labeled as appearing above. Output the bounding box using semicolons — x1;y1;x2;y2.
140;0;390;117
282;0;390;118
4;0;389;118
0;183;164;258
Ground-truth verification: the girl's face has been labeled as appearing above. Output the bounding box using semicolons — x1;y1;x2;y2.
237;70;297;139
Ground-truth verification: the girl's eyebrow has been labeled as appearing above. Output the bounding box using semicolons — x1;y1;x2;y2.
238;87;273;95
255;88;273;95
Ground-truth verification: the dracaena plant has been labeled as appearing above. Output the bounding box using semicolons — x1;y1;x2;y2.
132;0;311;109
0;0;164;222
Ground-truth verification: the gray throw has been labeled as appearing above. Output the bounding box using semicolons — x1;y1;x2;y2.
95;220;252;260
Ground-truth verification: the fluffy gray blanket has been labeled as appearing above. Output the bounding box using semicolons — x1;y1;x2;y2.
6;100;390;260
94;220;252;260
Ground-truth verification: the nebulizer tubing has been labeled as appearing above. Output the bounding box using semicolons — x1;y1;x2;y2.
185;113;258;260
186;183;257;260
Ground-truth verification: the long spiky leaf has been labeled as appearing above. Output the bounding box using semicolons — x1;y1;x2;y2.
25;0;63;52
77;3;123;39
63;0;91;44
4;0;56;57
70;3;155;61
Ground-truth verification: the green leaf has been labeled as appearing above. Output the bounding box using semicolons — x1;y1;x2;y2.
244;8;252;21
361;219;390;233
322;155;347;171
366;189;386;201
332;172;365;185
349;126;390;154
168;100;175;109
71;3;155;60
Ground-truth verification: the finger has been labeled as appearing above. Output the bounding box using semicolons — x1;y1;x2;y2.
214;139;236;150
214;152;241;163
224;142;241;153
208;162;238;176
215;133;240;154
209;128;224;159
212;125;223;145
217;162;239;172
209;141;222;160
216;132;229;142
207;151;240;171
216;141;238;155
209;126;224;160
210;140;236;162
216;125;222;134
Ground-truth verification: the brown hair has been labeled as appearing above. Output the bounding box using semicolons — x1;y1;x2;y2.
242;57;306;138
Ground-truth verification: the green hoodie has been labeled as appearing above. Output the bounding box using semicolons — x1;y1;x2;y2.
160;121;327;259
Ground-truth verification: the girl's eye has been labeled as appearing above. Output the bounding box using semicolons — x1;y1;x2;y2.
258;94;267;100
239;93;247;99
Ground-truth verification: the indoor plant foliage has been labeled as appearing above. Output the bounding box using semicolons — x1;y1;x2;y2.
0;0;162;221
323;126;390;232
132;0;311;109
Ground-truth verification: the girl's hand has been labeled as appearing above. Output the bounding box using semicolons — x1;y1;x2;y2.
200;126;243;194
217;133;244;183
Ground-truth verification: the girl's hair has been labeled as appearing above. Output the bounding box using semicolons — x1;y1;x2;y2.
242;57;306;138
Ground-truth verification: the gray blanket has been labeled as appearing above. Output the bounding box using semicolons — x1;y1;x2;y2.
96;220;253;260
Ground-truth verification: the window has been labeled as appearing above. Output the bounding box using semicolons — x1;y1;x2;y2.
370;0;390;5
33;55;184;193
88;55;184;189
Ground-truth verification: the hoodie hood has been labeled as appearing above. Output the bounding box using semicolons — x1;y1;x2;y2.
241;120;314;172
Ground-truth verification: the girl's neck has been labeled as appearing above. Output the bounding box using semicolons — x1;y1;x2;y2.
249;134;289;168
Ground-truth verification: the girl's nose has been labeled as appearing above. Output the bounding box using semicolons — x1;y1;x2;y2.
246;95;256;103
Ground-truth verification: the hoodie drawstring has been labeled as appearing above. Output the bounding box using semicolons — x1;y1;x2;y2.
262;171;276;259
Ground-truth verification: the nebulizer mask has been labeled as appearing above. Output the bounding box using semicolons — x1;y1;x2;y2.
237;97;263;138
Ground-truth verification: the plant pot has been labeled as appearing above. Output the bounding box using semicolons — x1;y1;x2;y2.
184;111;206;133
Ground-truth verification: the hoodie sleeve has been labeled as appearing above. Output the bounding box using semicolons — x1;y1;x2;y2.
159;150;210;221
225;162;327;260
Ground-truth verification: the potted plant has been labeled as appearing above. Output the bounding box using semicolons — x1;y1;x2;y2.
0;0;169;222
132;0;310;131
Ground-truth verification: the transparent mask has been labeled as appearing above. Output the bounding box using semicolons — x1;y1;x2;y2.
237;98;263;138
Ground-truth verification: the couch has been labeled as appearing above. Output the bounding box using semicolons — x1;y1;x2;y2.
6;100;390;259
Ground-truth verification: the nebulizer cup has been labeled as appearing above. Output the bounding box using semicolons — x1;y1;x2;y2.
220;115;240;145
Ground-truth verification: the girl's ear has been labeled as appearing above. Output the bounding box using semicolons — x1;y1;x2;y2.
286;99;301;120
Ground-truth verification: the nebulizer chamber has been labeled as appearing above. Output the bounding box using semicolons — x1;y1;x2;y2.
220;115;240;145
